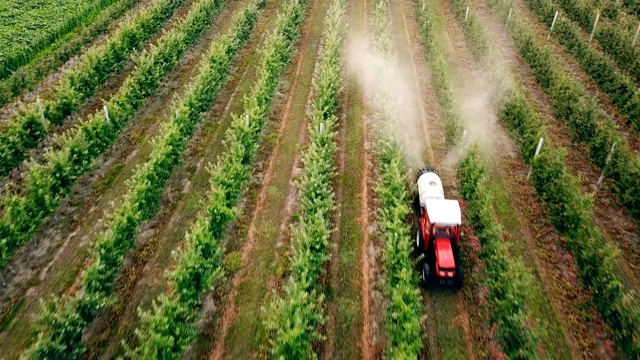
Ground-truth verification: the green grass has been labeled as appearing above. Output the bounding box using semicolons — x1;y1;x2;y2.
431;291;469;360
0;297;26;332
95;163;125;193
334;80;366;360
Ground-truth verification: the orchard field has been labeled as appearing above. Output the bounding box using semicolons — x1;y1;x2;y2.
0;0;639;359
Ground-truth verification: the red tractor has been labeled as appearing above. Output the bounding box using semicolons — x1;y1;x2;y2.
412;168;463;288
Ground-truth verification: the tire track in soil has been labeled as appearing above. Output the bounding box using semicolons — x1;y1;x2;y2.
0;1;244;355
208;1;325;358
322;78;348;360
358;0;375;357
501;0;640;298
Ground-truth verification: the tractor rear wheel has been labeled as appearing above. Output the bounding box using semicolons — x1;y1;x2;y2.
416;229;424;251
422;262;431;287
454;264;464;288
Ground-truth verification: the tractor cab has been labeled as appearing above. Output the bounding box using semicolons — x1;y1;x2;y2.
413;169;464;287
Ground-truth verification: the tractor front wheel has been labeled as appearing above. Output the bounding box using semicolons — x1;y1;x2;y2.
454;264;464;288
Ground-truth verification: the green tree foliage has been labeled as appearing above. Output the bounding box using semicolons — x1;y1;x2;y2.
0;0;141;107
487;0;640;222
550;0;640;84
525;0;640;132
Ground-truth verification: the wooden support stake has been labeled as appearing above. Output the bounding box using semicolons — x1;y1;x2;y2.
527;137;544;180
508;8;513;22
589;13;600;42
597;142;617;189
36;97;46;127
423;1;426;11
633;22;640;46
548;11;559;40
465;6;469;21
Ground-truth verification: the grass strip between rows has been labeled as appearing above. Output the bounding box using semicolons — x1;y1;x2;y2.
413;0;463;147
0;0;141;107
372;2;423;358
0;0;225;272
126;0;309;358
262;0;344;357
0;0;186;178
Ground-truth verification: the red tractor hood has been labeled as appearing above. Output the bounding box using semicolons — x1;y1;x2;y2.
435;238;456;270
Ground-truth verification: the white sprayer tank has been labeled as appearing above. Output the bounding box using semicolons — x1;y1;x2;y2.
417;171;445;207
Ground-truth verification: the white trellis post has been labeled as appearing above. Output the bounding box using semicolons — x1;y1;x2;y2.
548;11;559;40
589;13;600;42
36;97;46;127
465;6;470;21
459;130;468;157
597;142;617;189
527;138;544;180
633;22;640;46
103;105;110;122
319;122;325;133
423;1;426;11
507;8;513;22
245;114;249;127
